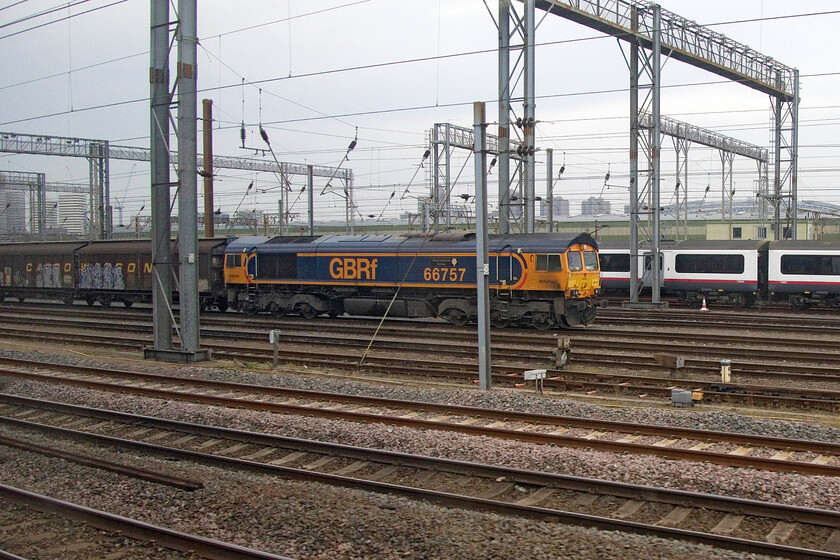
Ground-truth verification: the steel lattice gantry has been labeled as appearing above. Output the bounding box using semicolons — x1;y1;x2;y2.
0;132;353;239
0;171;92;239
430;123;503;232
0;134;110;240
640;113;769;239
529;0;798;303
497;0;537;234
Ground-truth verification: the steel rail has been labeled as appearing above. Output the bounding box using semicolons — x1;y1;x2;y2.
2;364;839;475
3;394;840;531
0;433;203;490
0;321;838;410
0;403;833;560
2;356;839;454
0;484;296;560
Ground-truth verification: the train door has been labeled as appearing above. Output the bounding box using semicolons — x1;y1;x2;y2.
638;251;664;294
495;245;513;288
757;245;769;300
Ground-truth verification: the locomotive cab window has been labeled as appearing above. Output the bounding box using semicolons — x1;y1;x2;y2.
536;254;562;272
225;254;240;268
567;251;583;272
583;251;599;271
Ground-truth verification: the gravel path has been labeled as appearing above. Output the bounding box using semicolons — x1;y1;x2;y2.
1;348;837;559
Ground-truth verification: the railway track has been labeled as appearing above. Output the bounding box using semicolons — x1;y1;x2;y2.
1;308;840;410
1;357;839;475
3;393;840;559
0;484;294;560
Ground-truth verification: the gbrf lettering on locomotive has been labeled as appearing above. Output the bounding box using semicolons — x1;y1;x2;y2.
329;257;378;280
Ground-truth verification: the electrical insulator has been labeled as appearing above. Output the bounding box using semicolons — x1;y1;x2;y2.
422;149;431;159
260;126;270;145
240;124;246;146
348;139;357;151
515;117;523;128
528;146;535;156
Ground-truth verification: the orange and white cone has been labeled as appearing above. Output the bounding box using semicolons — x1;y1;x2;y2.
700;297;708;311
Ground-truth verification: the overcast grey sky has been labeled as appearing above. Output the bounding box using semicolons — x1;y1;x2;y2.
1;0;838;225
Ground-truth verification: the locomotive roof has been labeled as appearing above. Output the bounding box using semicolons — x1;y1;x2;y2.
236;232;598;253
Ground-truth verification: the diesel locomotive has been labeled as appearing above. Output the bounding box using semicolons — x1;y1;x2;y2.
0;231;602;329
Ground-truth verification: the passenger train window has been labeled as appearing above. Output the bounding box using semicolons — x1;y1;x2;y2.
536;254;563;272
675;254;744;274
599;254;630;272
567;251;583;271
781;255;840;275
583;251;599;271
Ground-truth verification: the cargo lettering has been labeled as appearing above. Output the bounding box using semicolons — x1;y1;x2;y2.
329;257;378;280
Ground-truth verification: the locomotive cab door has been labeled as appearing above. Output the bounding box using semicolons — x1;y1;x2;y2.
495;245;512;288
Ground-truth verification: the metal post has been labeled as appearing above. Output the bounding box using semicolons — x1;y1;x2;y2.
498;0;511;235
150;0;173;352
177;0;201;353
790;68;799;239
474;101;491;391
523;0;536;233
773;83;783;240
444;123;451;232
307;164;314;235
628;6;640;303
36;173;46;240
546;148;553;233
650;4;662;303
202;99;214;238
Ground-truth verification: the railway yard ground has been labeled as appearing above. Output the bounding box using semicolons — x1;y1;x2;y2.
2;303;840;559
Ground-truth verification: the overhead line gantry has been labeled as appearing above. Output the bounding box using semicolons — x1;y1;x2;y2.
502;0;798;304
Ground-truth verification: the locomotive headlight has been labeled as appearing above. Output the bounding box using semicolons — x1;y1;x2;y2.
594;289;601;296
570;289;579;297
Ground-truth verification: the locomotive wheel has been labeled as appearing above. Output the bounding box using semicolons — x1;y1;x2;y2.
298;303;319;319
442;308;469;327
243;304;258;316
531;312;554;330
217;301;229;313
123;300;133;308
85;295;96;307
327;300;343;318
270;302;287;317
490;311;509;329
